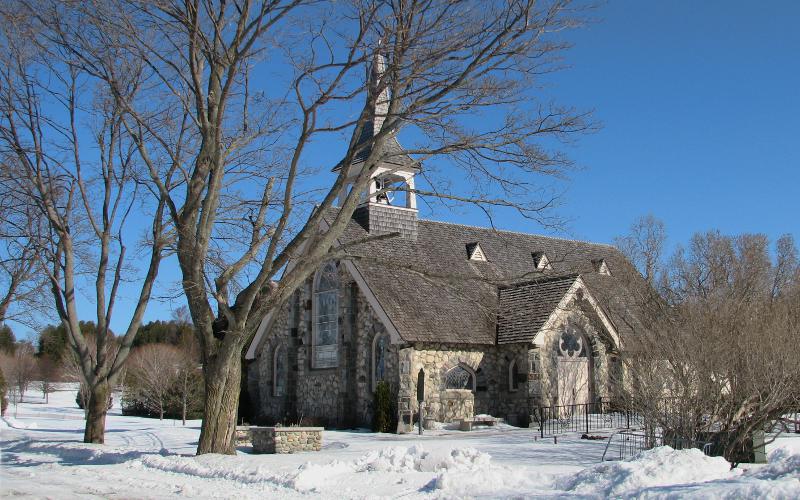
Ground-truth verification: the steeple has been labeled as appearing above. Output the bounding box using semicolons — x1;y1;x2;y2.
371;52;389;134
335;50;419;240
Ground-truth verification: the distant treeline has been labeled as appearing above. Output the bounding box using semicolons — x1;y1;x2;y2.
31;319;194;361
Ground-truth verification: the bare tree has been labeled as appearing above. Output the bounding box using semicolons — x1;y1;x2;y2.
615;228;800;466
126;343;182;420
0;14;169;443
37;354;61;404
0;161;48;327
0;341;37;415
614;214;666;287
172;346;203;426
26;0;594;453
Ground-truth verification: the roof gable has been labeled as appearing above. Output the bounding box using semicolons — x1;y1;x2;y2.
497;274;578;344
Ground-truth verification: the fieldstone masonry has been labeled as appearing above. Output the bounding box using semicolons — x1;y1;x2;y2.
250;266;400;428
250;427;323;454
248;265;618;430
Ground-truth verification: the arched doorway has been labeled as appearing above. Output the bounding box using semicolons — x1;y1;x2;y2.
556;325;592;406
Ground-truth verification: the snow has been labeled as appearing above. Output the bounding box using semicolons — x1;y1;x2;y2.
2;384;800;499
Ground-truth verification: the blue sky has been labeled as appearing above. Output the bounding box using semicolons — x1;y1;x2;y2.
545;0;800;247
11;1;800;339
424;0;800;249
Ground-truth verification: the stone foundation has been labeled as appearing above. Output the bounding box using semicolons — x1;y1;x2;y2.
250;427;323;454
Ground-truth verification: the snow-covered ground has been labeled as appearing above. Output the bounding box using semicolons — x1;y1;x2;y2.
2;385;800;499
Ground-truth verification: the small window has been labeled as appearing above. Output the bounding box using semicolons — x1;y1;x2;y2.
508;359;520;392
444;365;475;390
273;344;287;397
372;333;389;390
466;242;487;262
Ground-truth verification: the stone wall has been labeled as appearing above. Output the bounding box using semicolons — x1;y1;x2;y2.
249;263;402;428
236;426;252;446
250;427;323;454
405;342;531;424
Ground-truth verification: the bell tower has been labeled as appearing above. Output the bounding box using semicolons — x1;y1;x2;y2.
334;53;419;240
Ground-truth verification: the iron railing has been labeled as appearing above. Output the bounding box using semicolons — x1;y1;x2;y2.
601;430;712;461
531;400;643;438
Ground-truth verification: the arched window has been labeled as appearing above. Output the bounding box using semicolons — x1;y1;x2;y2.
273;344;287;397
444;365;475;391
508;359;520;392
372;333;389;390
313;262;339;368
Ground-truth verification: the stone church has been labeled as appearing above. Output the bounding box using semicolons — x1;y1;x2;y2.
245;59;643;430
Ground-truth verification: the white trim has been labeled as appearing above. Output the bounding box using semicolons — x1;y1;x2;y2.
593;259;612;276
467;243;487;262
533;252;552;271
534;276;620;350
245;311;274;360
359;201;417;213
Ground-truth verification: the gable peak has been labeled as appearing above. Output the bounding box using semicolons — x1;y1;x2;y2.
466;242;488;262
592;258;611;276
532;251;552;271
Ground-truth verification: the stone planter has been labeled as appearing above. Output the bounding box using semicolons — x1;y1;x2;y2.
250;426;323;454
235;426;252;446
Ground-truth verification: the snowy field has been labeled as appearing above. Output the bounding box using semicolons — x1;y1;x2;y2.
2;385;800;499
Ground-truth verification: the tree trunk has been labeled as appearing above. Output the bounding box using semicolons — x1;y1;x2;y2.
197;347;241;455
84;382;110;444
182;375;187;426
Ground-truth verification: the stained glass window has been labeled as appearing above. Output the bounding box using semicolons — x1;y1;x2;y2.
444;365;474;390
273;345;286;396
558;326;585;358
313;262;339;368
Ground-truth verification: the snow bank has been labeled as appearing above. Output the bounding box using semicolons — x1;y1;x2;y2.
282;445;499;493
712;448;800;499
67;441;800;498
136;454;281;486
1;416;38;429
559;446;736;497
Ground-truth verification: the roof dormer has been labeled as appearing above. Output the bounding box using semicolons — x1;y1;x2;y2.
466;242;487;262
592;258;611;276
532;251;552;271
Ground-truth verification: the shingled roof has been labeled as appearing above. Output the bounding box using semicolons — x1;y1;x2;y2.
497;274;579;344
325;209;641;345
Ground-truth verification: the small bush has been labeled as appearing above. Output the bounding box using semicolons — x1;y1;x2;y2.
372;381;397;433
